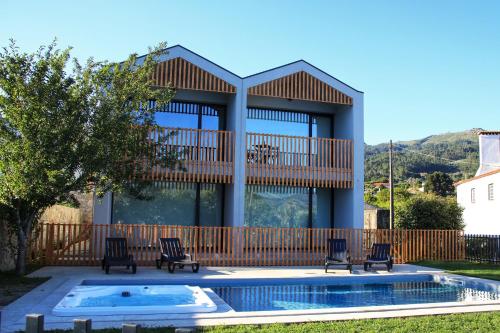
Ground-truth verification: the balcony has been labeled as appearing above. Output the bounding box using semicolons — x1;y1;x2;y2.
138;127;234;183
246;133;353;188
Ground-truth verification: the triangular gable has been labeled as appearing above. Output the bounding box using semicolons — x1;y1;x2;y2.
248;71;352;105
151;57;236;93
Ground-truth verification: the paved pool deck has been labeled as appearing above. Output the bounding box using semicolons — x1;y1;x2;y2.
2;264;500;332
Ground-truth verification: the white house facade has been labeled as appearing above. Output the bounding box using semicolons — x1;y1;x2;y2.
456;131;500;235
93;45;365;229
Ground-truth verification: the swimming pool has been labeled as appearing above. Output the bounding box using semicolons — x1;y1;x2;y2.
211;280;499;311
76;274;500;313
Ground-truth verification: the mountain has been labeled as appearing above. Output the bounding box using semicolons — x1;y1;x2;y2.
365;129;480;183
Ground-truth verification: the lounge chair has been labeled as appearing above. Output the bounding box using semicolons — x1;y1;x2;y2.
101;237;137;274
364;243;393;272
325;239;352;273
156;237;200;273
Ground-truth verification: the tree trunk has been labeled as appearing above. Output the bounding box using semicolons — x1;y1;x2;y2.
14;205;36;276
15;226;28;276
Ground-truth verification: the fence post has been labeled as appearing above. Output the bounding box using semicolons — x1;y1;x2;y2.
45;224;54;265
123;323;141;333
26;314;44;333
74;319;91;333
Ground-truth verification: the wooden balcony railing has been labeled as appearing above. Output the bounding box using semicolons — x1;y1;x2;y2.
137;127;234;183
246;133;353;188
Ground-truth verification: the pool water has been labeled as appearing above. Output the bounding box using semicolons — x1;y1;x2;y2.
79;290;195;307
53;285;217;316
211;281;500;311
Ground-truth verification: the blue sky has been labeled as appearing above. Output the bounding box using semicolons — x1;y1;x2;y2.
2;0;499;144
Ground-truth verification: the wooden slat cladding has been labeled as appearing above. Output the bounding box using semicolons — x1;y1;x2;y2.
248;71;353;105
246;132;353;188
134;127;234;184
31;224;466;266
151;57;236;94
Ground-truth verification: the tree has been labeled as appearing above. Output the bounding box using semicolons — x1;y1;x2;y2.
424;172;455;196
364;184;413;210
395;193;464;230
0;40;175;275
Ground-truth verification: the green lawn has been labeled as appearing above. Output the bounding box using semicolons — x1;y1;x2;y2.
415;260;500;281
43;312;500;333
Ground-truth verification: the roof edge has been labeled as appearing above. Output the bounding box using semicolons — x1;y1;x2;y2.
134;44;242;79
243;59;363;94
132;45;363;93
454;169;500;186
478;130;500;135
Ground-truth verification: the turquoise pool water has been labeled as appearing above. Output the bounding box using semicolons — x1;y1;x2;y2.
79;292;195;307
211;281;500;311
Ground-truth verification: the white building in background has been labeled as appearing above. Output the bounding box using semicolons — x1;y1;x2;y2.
456;131;500;235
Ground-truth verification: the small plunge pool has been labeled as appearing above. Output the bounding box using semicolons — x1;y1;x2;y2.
53;285;217;316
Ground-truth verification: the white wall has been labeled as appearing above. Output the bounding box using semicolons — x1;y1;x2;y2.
476;134;500;175
457;172;500;235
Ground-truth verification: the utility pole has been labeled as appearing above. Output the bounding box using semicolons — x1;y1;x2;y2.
389;139;394;229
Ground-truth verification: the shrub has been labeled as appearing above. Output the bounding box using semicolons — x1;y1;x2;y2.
395;193;464;229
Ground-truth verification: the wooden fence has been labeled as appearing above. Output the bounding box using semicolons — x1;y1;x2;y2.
465;234;500;263
29;224;465;267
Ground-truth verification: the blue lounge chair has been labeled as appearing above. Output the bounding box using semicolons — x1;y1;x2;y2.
325;239;352;273
364;243;393;272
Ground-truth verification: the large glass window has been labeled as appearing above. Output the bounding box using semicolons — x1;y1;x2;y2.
199;183;224;227
245;185;332;228
113;182;223;226
312;188;331;228
154;101;225;130
247;108;331;138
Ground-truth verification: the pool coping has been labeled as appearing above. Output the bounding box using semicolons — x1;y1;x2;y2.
2;265;500;332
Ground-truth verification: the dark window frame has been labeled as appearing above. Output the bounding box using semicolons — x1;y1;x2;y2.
154;99;227;131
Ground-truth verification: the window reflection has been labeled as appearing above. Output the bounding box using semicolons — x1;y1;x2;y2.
244;186;309;228
153;101;225;130
113;182;223;226
244;185;332;228
246;108;331;138
113;182;197;226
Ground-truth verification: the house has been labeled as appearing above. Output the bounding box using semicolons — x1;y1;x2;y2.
455;131;500;235
370;182;390;189
93;45;364;229
364;203;389;229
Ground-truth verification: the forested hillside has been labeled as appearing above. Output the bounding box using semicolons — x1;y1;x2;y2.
365;130;480;183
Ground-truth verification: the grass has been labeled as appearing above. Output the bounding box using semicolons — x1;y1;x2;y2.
0;265;50;306
415;260;500;281
41;312;500;333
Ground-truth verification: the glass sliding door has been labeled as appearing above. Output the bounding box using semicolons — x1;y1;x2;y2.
112;182;224;226
245;185;310;228
112;182;197;226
